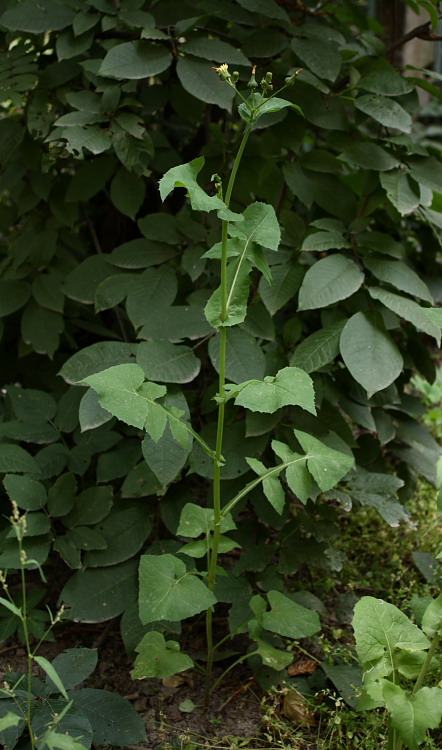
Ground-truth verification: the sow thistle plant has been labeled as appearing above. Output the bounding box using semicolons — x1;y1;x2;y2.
80;65;355;704
352;595;442;750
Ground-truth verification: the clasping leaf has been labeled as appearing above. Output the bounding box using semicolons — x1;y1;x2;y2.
159;156;226;214
131;631;193;679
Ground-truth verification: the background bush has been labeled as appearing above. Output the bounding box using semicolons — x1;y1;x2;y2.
0;0;441;640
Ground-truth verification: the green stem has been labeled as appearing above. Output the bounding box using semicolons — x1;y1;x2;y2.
210;650;259;695
413;632;440;694
393;632;440;750
19;538;36;750
204;125;252;707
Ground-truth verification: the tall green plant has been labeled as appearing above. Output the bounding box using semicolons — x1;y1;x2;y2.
81;66;356;700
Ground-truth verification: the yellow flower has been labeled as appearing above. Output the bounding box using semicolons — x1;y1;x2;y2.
213;63;231;82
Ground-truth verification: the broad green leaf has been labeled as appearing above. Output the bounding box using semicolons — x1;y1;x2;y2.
295;430;354;491
236;0;289;22
132;632;193;679
254;638;293;670
179;38;250;66
139;305;212;342
159;157;225;212
209;328;266;384
137;341;200;384
34;656;68;700
176;57;235;111
408;156;442;193
3;474;46;510
352;597;430;676
290;321;346;373
301;231;350;252
380;170;420;215
0;444;40;474
358;61;414;96
259;263;304;316
246;457;286;514
229;366;316;415
99;41;172;79
71;688;146;746
0;712;21;731
421;595;442;638
382;681;442;750
79;389;112;432
355;95;412;133
229;202;281;251
368;287;441;345
292;37;341;82
33;273;64;313
340;312;403;396
364;258;433;302
83;505;152;567
340;142;399;171
82;363;167;432
21;302;63;357
60;559;138;622
298;255;364;311
262;590;321;638
204;257;251;328
138;212;182;244
284;163;356;219
142;426;189;487
110;168;145;220
0;279;30;316
0;0;75;32
59;342;135;384
47;474;77;518
139;554;216;623
422;307;442;328
126;266;178;329
59;488;112;529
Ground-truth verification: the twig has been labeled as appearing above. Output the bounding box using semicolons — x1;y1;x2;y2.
82;208;129;342
92;617;117;649
389;16;442;54
0;644;19;656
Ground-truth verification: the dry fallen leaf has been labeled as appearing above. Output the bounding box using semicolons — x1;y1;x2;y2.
287;658;318;677
282;689;317;726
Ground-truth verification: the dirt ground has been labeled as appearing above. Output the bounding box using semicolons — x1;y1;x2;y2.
0;621;267;749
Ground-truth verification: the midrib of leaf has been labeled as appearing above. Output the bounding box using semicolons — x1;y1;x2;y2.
225;210;270;314
225;242;250;315
154;571;192;610
377;606;396;678
222;454;308;516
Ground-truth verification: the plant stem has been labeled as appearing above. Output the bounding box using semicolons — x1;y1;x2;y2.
204;125;251;706
210;650;259;695
392;632;440;750
413;631;440;694
18;538;36;750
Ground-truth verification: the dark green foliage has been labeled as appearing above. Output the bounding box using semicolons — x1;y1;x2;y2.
0;0;441;710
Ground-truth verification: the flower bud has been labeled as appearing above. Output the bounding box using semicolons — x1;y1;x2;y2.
284;68;303;86
247;65;258;89
232;71;239;84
